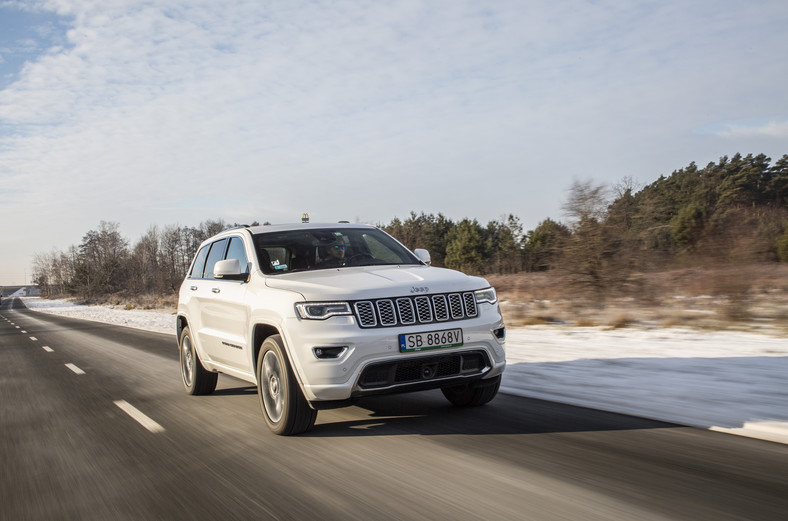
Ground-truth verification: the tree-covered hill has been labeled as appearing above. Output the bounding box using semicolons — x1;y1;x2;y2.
384;153;788;284
624;153;787;261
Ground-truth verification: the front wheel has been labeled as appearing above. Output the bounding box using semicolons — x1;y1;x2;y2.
441;375;501;407
257;335;317;435
179;327;218;395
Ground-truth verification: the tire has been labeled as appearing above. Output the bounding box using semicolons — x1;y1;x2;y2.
257;335;317;435
179;327;218;395
441;375;501;407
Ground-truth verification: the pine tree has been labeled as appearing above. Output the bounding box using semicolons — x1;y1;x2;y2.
445;219;485;274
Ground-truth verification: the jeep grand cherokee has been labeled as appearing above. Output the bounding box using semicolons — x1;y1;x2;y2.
177;223;506;435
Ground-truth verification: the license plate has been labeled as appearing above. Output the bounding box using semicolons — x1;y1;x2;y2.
399;328;463;352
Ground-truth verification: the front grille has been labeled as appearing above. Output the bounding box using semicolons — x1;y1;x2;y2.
395;299;414;324
355;301;376;326
378;300;396;326
357;351;490;390
353;292;478;328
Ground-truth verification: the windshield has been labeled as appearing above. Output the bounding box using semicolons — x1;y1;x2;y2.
252;227;421;274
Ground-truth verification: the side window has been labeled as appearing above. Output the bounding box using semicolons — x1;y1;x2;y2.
204;238;228;280
189;245;210;279
226;237;249;273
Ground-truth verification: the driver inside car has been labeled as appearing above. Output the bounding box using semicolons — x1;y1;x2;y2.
317;237;346;268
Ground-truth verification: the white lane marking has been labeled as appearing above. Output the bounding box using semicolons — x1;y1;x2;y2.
29;336;37;341
21;330;27;333
15;326;19;328
42;346;54;353
114;400;165;433
65;363;86;375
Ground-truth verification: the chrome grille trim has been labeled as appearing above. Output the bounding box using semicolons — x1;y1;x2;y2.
376;300;396;326
449;293;464;319
354;301;377;327
354;292;478;328
432;294;449;321
396;298;415;325
415;296;432;323
463;293;478;317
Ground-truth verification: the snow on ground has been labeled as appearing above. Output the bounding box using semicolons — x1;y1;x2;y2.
18;296;788;444
17;295;177;334
504;327;788;444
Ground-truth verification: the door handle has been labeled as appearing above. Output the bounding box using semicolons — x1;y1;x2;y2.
190;286;198;291
211;288;220;294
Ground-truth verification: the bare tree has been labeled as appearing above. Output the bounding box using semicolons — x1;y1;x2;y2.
559;180;615;293
73;221;129;298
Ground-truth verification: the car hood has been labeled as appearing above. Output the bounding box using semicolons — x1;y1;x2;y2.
264;265;490;301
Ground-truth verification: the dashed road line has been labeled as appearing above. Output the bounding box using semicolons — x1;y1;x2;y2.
5;315;164;436
65;363;86;375
114;400;165;433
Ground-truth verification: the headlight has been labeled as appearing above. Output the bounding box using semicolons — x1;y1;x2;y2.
474;287;497;305
295;302;352;320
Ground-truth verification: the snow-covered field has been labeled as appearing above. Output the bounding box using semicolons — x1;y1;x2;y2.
17;295;788;445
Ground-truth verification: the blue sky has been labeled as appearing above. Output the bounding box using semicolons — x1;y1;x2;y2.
1;0;787;285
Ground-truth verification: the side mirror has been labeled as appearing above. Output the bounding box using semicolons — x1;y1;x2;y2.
214;259;248;281
414;249;431;266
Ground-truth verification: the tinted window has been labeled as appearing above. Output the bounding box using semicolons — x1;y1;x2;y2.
253;227;419;274
189;245;210;278
362;233;406;263
226;237;249;273
204;238;228;280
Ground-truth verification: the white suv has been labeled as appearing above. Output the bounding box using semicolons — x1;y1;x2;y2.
177;223;506;435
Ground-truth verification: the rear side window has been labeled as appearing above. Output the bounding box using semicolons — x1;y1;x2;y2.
189;245;210;278
203;238;228;280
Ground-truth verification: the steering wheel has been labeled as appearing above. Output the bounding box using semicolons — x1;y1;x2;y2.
344;253;375;266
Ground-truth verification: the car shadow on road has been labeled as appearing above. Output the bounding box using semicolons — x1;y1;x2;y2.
211;385;258;396
303;390;678;437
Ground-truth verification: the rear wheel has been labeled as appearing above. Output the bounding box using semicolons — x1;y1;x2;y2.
257;334;317;435
179;327;218;395
441;375;501;407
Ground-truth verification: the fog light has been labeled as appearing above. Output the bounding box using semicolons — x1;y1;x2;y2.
493;326;506;341
313;346;346;359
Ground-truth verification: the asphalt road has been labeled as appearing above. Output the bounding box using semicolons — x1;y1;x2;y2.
2;297;788;521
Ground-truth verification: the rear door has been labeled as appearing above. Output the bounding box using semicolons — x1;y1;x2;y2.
182;243;211;354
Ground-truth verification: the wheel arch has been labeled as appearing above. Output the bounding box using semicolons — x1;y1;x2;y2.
176;315;188;341
252;323;282;372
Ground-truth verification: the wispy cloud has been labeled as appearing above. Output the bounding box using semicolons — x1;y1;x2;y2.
715;121;788;139
0;0;787;284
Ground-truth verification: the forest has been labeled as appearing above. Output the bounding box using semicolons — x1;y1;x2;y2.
31;152;788;303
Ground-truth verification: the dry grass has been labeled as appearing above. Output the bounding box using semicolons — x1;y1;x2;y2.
80;293;178;312
488;263;788;333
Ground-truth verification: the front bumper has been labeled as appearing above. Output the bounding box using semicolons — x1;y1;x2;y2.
280;306;506;402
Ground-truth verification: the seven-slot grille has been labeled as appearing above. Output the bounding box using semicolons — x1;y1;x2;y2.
353;292;478;328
